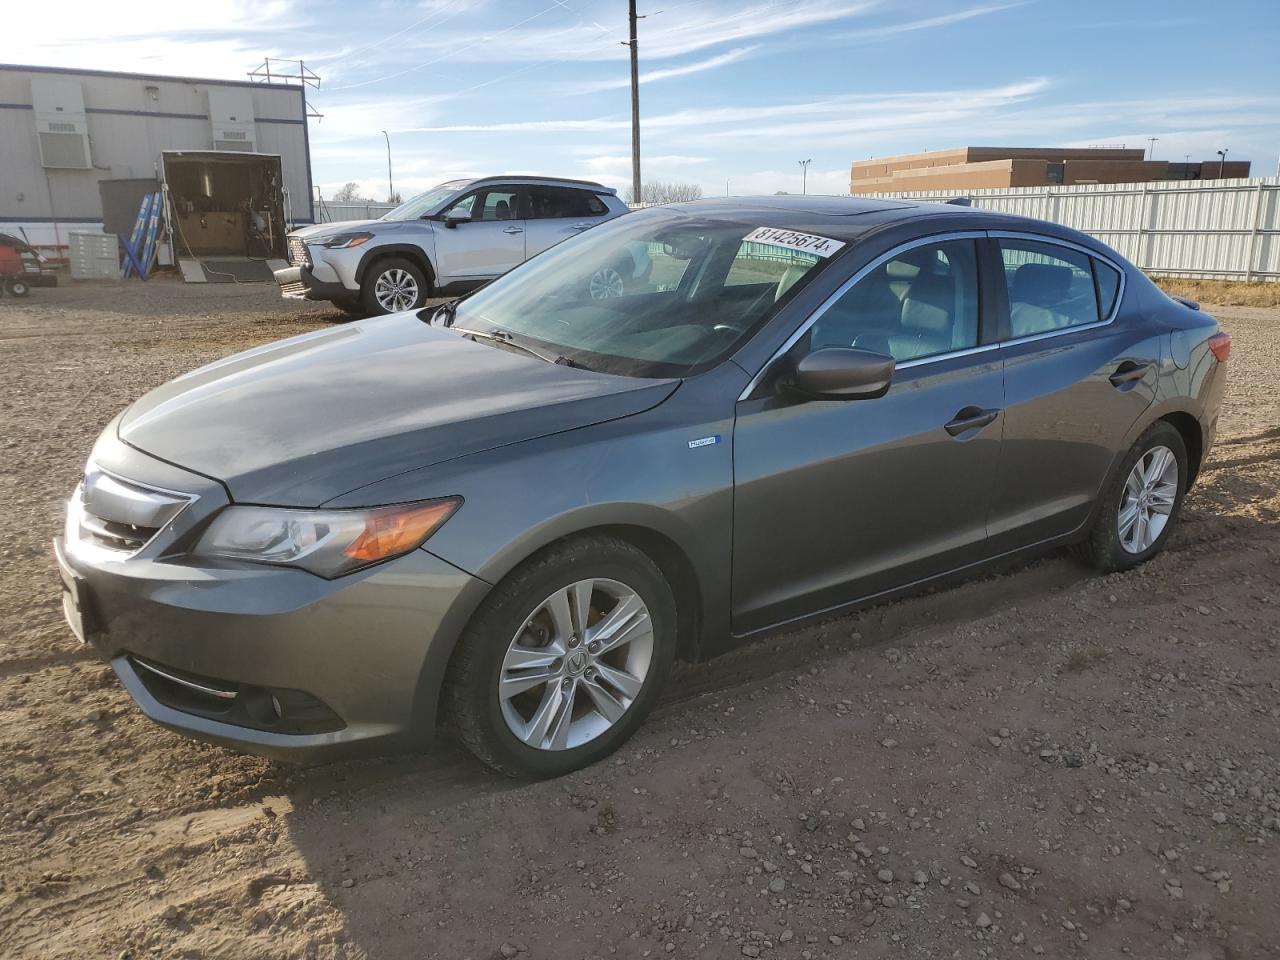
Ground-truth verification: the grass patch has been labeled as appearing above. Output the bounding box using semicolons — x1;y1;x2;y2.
1153;277;1280;308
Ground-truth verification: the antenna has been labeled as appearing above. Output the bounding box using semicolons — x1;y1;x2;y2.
249;59;324;121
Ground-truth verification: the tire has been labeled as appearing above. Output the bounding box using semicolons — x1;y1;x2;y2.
588;263;626;299
360;257;429;315
7;279;30;298
444;536;678;778
1078;421;1187;572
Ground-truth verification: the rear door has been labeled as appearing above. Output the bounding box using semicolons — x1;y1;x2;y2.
523;186;611;257
732;232;1005;633
434;184;526;280
987;233;1160;551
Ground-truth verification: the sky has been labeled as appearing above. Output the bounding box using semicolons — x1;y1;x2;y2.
4;0;1279;202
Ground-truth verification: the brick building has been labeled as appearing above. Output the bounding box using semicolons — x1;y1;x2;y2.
850;146;1251;194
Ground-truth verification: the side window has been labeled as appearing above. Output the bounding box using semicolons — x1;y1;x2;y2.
527;186;602;219
807;239;980;362
998;238;1100;337
1094;259;1121;318
474;188;519;222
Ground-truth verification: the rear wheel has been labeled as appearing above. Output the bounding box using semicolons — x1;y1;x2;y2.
1078;422;1187;572
445;536;677;778
361;257;429;315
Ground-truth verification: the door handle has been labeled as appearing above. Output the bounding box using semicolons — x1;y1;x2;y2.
1109;360;1153;387
502;226;524;235
570;222;592;231
944;406;1000;437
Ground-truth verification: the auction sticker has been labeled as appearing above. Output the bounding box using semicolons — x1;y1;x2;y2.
743;227;845;258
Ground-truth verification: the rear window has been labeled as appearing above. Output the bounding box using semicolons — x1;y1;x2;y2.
527;186;607;219
998;238;1101;338
1094;259;1121;317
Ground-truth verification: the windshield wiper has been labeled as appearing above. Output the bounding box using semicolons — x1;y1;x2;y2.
454;327;574;366
428;300;458;327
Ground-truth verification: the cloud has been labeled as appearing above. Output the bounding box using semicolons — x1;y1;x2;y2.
407;78;1053;136
0;0;301;78
831;2;1029;42
569;46;761;94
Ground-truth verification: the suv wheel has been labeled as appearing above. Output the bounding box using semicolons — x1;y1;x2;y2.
445;536;677;778
362;257;428;315
1078;421;1187;572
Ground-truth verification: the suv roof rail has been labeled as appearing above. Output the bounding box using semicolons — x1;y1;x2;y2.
469;174;617;195
944;196;972;206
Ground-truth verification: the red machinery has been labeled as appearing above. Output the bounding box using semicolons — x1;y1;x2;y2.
0;232;57;297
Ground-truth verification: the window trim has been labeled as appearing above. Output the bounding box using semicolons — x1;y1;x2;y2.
988;230;1127;348
737;230;990;401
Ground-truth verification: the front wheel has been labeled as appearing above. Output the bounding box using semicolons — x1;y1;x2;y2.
361;257;429;315
444;536;677;778
1078;422;1187;572
6;279;30;298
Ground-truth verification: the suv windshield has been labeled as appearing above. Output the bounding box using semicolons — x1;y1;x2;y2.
381;180;471;221
446;209;839;377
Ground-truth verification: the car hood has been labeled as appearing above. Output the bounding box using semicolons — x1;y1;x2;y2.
289;219;387;239
117;313;678;506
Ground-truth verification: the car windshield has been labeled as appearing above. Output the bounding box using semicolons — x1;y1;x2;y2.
380;180;471;221
444;209;840;377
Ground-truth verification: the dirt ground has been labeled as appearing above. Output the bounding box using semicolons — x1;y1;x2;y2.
1;277;1278;960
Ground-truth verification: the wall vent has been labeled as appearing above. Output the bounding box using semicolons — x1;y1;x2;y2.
207;88;257;152
31;77;91;169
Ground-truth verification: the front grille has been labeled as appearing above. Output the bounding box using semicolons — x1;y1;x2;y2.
70;468;193;556
287;236;311;267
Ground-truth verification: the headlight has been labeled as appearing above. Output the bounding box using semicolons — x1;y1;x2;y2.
315;232;375;249
193;498;460;578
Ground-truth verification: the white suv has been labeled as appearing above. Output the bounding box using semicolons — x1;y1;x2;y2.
275;176;631;315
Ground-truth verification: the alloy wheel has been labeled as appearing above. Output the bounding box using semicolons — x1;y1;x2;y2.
373;268;420;312
498;578;653;751
1118;444;1178;554
588;267;625;300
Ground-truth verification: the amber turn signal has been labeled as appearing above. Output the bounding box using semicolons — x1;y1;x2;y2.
1208;332;1231;362
343;499;462;564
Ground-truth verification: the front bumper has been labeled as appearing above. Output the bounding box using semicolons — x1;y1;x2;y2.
54;441;486;762
274;264;354;303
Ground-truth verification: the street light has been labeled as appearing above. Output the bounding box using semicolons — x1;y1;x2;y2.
1216;148;1229;179
381;130;395;203
725;177;731;197
798;158;812;195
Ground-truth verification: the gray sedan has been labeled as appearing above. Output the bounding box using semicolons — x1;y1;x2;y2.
54;196;1228;778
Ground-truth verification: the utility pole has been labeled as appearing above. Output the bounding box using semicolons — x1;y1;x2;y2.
1146;137;1158;160
382;130;395;203
627;0;642;206
798;158;812;195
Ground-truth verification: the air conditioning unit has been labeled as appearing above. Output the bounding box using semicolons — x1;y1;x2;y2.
208;88;257;152
31;77;91;169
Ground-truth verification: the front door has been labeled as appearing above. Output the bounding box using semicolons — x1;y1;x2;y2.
732;235;1004;634
436;185;526;280
987;235;1160;551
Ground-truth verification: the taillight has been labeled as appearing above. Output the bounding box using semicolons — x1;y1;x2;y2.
1208;332;1231;362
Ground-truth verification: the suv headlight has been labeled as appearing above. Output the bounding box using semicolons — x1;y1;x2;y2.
193;498;460;578
314;232;375;249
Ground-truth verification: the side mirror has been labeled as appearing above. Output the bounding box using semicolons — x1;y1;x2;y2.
784;347;894;401
444;207;472;228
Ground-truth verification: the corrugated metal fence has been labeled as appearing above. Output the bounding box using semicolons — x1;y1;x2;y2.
316;200;398;223
879;178;1280;282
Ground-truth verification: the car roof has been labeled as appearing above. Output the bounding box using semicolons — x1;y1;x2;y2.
461;175;617;195
650;194;1105;250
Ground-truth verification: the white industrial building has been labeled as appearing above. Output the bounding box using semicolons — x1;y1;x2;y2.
0;63;314;269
